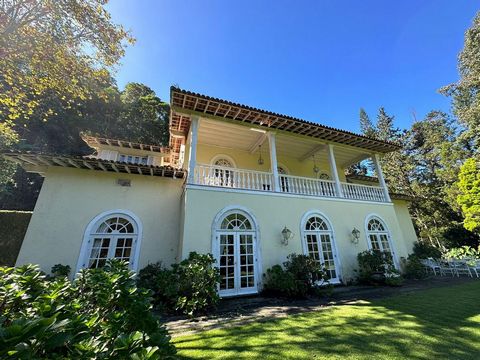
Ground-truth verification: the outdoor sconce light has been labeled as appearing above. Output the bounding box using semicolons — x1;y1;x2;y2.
281;226;293;246
351;227;360;244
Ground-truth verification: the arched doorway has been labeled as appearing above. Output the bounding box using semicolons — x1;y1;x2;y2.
213;208;259;297
365;215;398;268
301;211;341;283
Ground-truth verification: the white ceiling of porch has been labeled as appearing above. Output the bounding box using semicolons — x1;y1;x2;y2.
197;118;371;167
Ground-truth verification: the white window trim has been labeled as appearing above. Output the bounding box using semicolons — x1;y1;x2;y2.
76;209;143;275
300;209;342;284
211;205;262;295
210;154;237;168
364;213;399;269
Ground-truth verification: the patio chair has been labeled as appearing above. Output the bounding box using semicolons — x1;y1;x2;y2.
466;259;480;278
421;258;441;276
449;259;473;277
438;259;456;277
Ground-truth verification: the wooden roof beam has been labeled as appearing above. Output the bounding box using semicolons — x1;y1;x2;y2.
298;144;326;162
248;133;268;154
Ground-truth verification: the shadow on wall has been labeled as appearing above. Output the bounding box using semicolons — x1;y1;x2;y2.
0;211;32;266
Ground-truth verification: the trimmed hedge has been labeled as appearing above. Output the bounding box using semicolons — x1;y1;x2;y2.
0;210;32;266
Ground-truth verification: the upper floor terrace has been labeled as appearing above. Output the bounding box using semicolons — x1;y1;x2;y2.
169;87;401;204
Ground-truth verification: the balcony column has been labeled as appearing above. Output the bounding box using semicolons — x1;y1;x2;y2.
326;144;343;197
187;116;200;183
372;153;391;202
267;132;280;192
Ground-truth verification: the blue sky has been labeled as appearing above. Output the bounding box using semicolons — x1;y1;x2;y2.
107;1;478;133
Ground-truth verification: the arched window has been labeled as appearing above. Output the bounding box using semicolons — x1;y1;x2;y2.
366;215;396;265
213;208;258;297
78;211;141;272
212;157;234;187
301;213;341;283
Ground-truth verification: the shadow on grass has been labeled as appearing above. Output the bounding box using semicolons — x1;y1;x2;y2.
173;281;480;360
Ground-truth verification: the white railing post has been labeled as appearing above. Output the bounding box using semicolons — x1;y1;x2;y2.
187;116;199;184
327;144;343;197
373;153;391;202
268;132;280;192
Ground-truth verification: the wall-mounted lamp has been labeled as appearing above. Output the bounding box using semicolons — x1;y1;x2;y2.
281;226;293;246
351;227;360;244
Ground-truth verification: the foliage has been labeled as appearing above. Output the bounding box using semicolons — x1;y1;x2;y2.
138;252;221;317
402;255;427;280
356;250;397;285
50;264;71;278
457;158;480;234
0;260;176;359
444;245;480;260
355;108;479;249
411;241;442;259
0;210;32;266
263;254;328;298
440;12;480;151
0;0;134;123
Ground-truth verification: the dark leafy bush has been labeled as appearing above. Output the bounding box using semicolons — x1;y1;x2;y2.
357;250;399;285
263;253;328;298
138;252;220;317
50;263;71;278
403;254;428;279
0;260;176;359
411;241;442;259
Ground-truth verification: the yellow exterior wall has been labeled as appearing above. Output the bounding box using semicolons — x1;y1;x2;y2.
194;143;345;181
181;187;417;283
393;199;417;256
16;167;183;274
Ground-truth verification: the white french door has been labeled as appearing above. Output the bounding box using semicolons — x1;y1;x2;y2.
304;231;341;284
217;231;257;297
368;233;398;268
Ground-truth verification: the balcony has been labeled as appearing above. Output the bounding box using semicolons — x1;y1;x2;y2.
191;164;388;202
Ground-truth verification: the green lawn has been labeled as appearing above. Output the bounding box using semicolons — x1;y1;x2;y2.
174;282;480;359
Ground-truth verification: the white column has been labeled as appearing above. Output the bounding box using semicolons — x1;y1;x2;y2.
267;132;280;192
187;116;199;183
327;144;343;197
373;153;391;202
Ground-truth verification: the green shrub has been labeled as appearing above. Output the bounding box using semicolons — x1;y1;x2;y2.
444;245;480;260
403;255;428;279
138;252;220;317
263;253;328;298
0;210;32;266
357;250;398;285
411;241;442;259
50;263;71;278
0;260;176;359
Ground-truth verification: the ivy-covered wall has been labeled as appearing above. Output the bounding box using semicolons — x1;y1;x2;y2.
0;210;32;266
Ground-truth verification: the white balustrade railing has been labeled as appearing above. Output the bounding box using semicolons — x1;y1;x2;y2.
192;164;388;202
278;174;337;197
194;164;273;191
341;182;386;202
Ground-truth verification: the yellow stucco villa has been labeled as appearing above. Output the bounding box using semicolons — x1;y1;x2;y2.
5;87;418;297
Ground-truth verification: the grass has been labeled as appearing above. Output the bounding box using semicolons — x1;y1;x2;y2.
174;282;480;359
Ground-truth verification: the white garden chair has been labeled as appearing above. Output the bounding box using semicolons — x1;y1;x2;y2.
449;259;473;277
466;259;480;278
438;259;456;277
421;258;441;276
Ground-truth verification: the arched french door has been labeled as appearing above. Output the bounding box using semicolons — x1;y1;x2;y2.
214;209;259;297
365;215;398;268
301;212;341;284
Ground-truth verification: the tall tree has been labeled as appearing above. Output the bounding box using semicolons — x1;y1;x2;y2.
0;0;134;123
440;11;480;151
457;158;480;234
359;108;376;138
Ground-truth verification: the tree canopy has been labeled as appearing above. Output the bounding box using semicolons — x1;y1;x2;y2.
457;158;480;234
